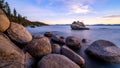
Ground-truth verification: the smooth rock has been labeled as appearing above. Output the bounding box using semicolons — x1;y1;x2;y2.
51;35;65;45
0;33;24;68
66;36;81;50
24;52;36;68
33;35;44;39
61;46;85;66
37;54;80;68
7;22;32;44
85;40;120;63
26;36;52;58
44;32;53;37
52;44;61;54
0;9;10;32
82;39;87;43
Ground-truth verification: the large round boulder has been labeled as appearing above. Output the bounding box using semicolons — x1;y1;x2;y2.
65;36;81;50
37;54;80;68
26;36;52;58
61;46;85;67
7;22;32;44
0;33;24;68
0;9;10;32
85;40;120;63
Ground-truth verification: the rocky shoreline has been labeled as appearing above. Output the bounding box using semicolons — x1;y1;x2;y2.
1;8;120;68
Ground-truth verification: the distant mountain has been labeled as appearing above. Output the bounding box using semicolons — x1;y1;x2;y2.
90;24;120;26
30;21;48;26
51;24;70;26
51;24;120;26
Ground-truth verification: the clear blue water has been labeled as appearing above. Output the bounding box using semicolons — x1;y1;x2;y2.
26;25;120;68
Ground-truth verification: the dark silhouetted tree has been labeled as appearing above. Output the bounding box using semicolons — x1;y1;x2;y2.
13;8;17;17
0;0;4;9
5;2;11;15
18;14;22;23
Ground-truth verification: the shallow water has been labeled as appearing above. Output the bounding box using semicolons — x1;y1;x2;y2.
26;25;120;68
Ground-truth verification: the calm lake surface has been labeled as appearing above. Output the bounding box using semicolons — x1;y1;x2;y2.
26;25;120;68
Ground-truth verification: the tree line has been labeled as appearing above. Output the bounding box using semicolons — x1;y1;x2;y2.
0;0;47;26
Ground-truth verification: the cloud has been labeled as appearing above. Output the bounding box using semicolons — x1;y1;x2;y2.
61;0;95;14
68;5;90;14
6;0;57;21
6;0;97;24
103;15;120;18
35;0;95;14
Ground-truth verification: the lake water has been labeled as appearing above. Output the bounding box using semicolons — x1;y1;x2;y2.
26;25;120;68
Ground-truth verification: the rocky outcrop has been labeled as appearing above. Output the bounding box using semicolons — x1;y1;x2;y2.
7;22;32;44
85;40;120;63
52;44;61;54
37;54;80;68
26;36;52;58
71;21;89;30
0;33;24;68
65;36;81;50
61;46;85;67
0;9;10;32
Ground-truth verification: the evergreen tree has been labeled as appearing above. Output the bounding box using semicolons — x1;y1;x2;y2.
0;0;4;9
18;14;22;24
5;2;11;15
13;8;17;17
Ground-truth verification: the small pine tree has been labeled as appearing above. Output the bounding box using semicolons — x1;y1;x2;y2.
5;2;11;15
18;14;22;24
0;0;4;9
13;8;17;17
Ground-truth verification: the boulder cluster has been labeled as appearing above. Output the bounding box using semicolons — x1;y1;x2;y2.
0;9;85;68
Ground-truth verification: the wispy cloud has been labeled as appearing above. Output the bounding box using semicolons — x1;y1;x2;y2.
35;0;95;14
103;15;120;18
63;0;95;14
68;5;90;14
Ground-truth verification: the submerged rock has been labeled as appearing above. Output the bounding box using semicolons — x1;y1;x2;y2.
51;35;65;45
7;22;32;44
82;39;87;43
71;21;89;30
65;36;81;50
44;32;53;37
61;46;85;67
37;54;80;68
0;33;24;68
26;36;52;58
0;9;10;32
85;40;120;63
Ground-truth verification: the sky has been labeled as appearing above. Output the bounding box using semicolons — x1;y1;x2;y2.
6;0;120;24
